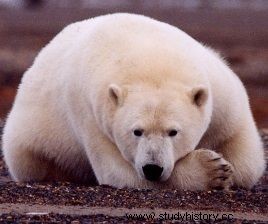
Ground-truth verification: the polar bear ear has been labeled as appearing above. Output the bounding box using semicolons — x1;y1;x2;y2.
108;84;125;106
191;86;208;107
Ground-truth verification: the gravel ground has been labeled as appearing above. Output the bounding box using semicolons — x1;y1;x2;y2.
0;129;267;223
0;213;267;224
1;213;267;224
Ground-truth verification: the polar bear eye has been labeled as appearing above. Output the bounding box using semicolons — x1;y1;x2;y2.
133;129;144;137
168;129;178;137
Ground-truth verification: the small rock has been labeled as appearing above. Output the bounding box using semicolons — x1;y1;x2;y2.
71;220;80;224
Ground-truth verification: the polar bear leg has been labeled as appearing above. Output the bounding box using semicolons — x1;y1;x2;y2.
219;125;265;188
88;147;144;188
4;145;76;183
84;134;149;188
4;147;51;182
5;146;95;183
169;149;233;190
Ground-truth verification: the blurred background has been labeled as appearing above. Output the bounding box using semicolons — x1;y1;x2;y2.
0;0;267;128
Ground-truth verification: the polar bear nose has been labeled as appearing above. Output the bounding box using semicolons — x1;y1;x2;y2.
142;164;163;181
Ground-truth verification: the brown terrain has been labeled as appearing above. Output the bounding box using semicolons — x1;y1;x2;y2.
0;2;267;223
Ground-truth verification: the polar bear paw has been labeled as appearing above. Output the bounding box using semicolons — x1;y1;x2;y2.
198;149;234;190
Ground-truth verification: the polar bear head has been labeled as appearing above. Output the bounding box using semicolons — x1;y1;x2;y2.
107;82;212;182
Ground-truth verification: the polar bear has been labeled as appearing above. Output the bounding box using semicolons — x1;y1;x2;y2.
2;13;265;190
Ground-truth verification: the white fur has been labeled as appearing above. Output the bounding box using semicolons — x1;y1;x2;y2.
2;13;265;190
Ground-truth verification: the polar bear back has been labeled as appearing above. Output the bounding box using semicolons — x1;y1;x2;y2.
21;13;250;147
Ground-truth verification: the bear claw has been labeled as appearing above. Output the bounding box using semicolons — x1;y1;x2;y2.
197;149;234;190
